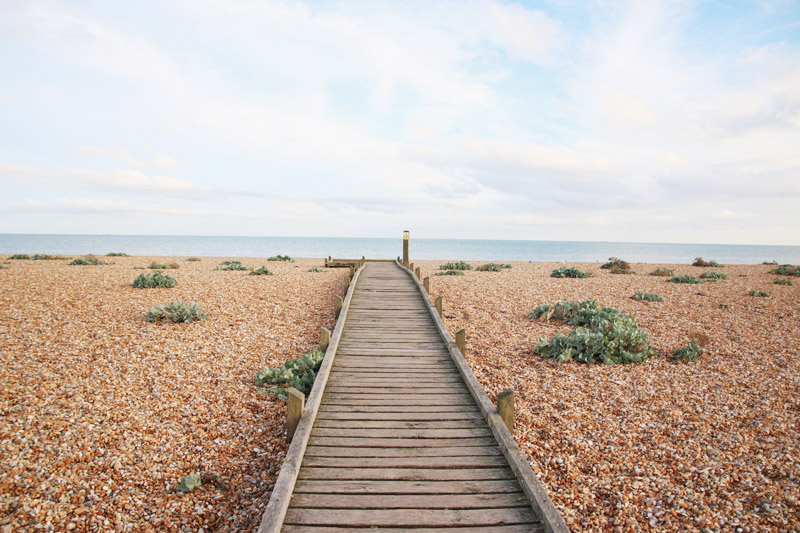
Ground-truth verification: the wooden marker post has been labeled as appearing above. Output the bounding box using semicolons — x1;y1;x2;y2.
415;267;421;280
410;262;414;273
423;276;430;294
320;327;331;353
435;296;442;317
403;230;409;266
286;387;305;442
455;329;466;356
335;295;343;318
497;389;515;434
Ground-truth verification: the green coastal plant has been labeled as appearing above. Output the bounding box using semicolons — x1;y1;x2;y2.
601;258;634;273
268;255;294;262
186;257;201;262
550;266;592;278
530;300;654;364
632;291;663;302
133;266;145;269
435;270;464;276
308;267;327;272
133;271;177;288
769;264;800;276
774;279;793;286
692;257;724;267
106;252;129;257
70;256;108;266
673;341;703;362
9;254;30;259
649;267;674;277
700;271;727;281
176;473;202;493
149;262;179;270
749;290;770;297
255;348;325;400
250;266;272;275
146;301;207;323
32;254;70;260
667;275;702;284
439;261;472;271
215;260;250;271
762;261;778;265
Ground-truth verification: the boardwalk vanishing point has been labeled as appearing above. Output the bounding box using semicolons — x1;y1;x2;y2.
259;260;568;532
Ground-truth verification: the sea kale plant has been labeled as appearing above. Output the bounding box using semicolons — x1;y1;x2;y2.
439;261;472;271
132;271;177;288
667;275;703;284
474;263;512;272
32;254;70;260
700;271;727;281
435;270;464;276
250;266;273;275
749;290;770;297
214;260;250;271
774;279;793;286
550;266;592;278
268;255;294;262
70;256;108;265
631;291;663;302
649;267;674;277
530;299;655;364
255;348;325;400
146;301;207;323
769;264;800;277
106;252;129;257
673;341;703;362
149;262;179;269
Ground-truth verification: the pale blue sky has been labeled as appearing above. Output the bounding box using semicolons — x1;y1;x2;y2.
1;0;798;244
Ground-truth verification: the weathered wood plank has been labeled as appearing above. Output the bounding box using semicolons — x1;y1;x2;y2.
303;446;504;458
315;411;483;421
282;507;537;527
292;479;523;494
307;437;499;448
289;492;529;509
310;427;492;439
297;467;515;481
283;525;543;533
300;455;510;468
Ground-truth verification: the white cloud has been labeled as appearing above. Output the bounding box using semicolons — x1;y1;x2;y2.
68;146;181;169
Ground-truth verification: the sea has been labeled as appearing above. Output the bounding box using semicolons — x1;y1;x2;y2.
1;234;799;264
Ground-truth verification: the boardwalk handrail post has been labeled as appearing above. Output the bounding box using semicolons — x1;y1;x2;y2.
415;266;421;280
320;327;331;353
455;329;466;356
497;389;515;434
423;276;430;294
335;295;343;318
286;387;305;442
435;295;443;317
402;230;409;266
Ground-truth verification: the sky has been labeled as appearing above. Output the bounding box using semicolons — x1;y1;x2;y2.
1;0;799;245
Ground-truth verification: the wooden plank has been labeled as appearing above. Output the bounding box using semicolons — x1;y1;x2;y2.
292;479;523;494
289;492;530;509
303;446;504;458
324;387;467;394
317;407;479;417
283;525;543;533
297;467;515;481
315;411;483;421
310;427;492;439
307;437;498;448
300;455;510;468
282;507;537;527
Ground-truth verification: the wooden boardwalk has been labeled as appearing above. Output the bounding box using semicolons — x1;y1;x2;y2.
259;261;567;532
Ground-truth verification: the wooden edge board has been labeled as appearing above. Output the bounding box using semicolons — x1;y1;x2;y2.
257;263;366;533
393;260;570;533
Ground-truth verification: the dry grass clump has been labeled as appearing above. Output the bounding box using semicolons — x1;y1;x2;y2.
692;257;724;267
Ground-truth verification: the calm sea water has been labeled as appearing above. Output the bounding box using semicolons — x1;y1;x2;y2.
1;234;799;264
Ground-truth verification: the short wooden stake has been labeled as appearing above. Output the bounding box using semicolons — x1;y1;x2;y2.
423;276;430;294
349;266;355;277
286;387;305;442
435;296;442;317
497;389;514;434
335;295;343;318
344;275;351;287
410;262;414;273
415;267;421;280
455;329;466;356
320;327;331;353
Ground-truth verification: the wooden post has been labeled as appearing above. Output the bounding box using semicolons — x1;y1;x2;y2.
435;296;442;317
415;267;421;280
423;276;430;294
286;387;305;442
320;327;331;353
349;266;355;277
403;230;409;266
344;275;351;287
455;329;466;356
410;262;414;273
497;389;514;434
335;295;343;318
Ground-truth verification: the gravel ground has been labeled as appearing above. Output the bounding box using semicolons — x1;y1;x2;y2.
0;255;345;532
415;259;799;532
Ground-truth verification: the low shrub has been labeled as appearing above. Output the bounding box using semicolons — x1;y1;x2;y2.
762;260;778;265
439;261;472;271
215;260;250;271
308;267;327;272
667;275;702;284
692;257;724;267
529;299;599;321
250;266;272;275
749;290;770;297
774;279;793;286
133;271;176;288
700;271;727;281
32;254;70;260
70;257;108;266
673;341;703;362
255;348;325;400
632;291;663;302
649;267;674;277
106;252;129;257
9;254;30;259
133;266;145;270
149;262;179;269
601;257;631;270
435;270;464;276
474;263;512;272
268;255;294;262
608;265;635;274
769;264;800;276
550;266;592;278
146;301;207;323
532;300;654;364
186;257;201;262
176;473;202;493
